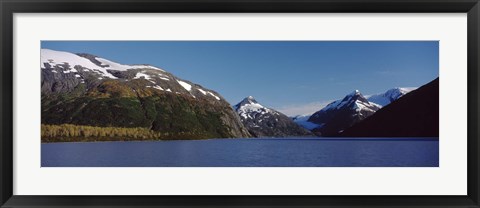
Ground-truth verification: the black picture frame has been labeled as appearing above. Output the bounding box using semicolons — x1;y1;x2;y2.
1;0;479;207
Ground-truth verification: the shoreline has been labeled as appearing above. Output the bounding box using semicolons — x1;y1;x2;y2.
41;137;439;144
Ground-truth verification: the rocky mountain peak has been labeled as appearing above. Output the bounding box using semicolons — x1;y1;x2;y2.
233;97;313;138
345;90;369;104
234;96;260;110
307;90;381;136
350;89;360;95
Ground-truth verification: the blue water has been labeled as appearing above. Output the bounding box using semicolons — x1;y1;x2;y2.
41;138;439;167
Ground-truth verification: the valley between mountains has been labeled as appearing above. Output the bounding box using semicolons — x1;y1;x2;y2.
41;49;439;142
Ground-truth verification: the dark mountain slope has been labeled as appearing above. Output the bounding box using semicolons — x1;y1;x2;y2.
340;78;439;137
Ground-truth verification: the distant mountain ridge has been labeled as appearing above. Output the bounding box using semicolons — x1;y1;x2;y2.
307;90;381;136
234;96;313;137
340;78;439;137
292;87;417;135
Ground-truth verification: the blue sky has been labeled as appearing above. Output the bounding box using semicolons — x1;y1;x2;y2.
42;41;439;116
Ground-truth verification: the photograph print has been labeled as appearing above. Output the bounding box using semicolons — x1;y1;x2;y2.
41;41;439;167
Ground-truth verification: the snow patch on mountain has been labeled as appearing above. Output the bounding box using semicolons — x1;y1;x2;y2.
177;80;192;91
207;92;221;100
353;100;381;112
366;87;417;107
41;49;118;79
134;72;152;80
198;88;207;95
146;85;165;91
96;57;164;72
197;88;220;100
237;102;270;119
41;49;101;70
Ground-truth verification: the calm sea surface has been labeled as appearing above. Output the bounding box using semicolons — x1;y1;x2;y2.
41;138;439;167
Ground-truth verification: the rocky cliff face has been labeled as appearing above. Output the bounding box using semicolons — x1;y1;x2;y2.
234;96;313;137
41;49;250;139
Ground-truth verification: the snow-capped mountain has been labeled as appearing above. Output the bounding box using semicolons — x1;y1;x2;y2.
234;96;313;137
41;49;250;140
41;49;224;101
307;90;381;136
367;87;417;107
234;96;278;120
341;78;438;137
